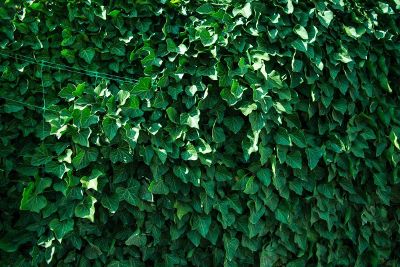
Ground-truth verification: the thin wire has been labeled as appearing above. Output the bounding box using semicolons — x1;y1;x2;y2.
2;50;137;83
0;96;59;112
0;51;138;84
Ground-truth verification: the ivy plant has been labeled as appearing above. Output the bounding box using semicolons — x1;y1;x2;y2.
0;0;400;266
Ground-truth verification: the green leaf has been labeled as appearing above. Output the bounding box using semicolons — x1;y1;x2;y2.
153;92;168;109
111;44;126;56
141;146;155;165
293;25;308;40
154;147;167;163
122;125;140;150
166;107;178;123
72;83;86;97
198;138;212;154
20;183;47;213
223;234;239;261
31;144;52;166
332;99;347;114
148;179;169;195
79;48;95;64
101;194;119;213
274;128;291;146
49;219;74;240
132;77;152;94
291;39;308;53
290;130;307;148
231;79;244;98
306;147;325;169
196;3;214;14
256;169;271;187
182;143;198;161
117;90;130;106
174;202;192;220
335;48;353;63
61;49;75;63
239;103;257;116
72;107;99;128
107;260;135;267
344;25;366;39
173;165;189;183
291;57;303;73
286;151;302;169
259;146;273;165
148;123;162;135
75;196;97;222
108;10;121;17
244;176;259;194
192;214;211;238
212;127;226;143
221;88;239;106
102;117;119;141
285;0;294;14
223;116;244;134
318;10;334;28
110;146;132;163
198;28;217;47
0;7;10;19
45;161;69;179
72;128;91;147
126;231;147;247
233;3;252;18
180;110;200;129
166;38;178;53
271;156;287;196
80;169;102;191
249;112;265;132
59;84;75;101
390;129;400;150
72;148;99;170
35;178;52;194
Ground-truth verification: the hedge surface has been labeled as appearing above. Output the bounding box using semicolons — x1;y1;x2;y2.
0;0;400;266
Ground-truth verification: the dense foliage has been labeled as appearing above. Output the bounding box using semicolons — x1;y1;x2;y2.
1;0;400;266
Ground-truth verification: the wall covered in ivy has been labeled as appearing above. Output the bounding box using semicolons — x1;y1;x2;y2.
0;0;400;266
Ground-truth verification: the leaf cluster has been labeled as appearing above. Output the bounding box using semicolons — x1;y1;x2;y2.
1;0;400;266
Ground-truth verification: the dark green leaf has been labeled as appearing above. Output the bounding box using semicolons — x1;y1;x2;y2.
79;48;95;64
306;147;325;170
